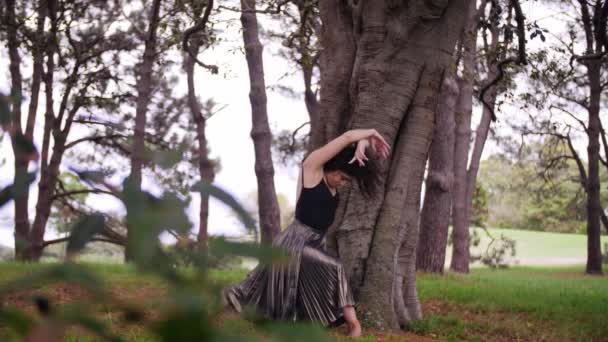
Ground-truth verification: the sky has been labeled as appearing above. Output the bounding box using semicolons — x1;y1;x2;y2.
0;1;577;248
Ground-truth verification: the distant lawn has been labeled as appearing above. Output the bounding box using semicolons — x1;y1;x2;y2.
445;227;608;266
2;227;605;267
0;262;606;341
417;265;608;341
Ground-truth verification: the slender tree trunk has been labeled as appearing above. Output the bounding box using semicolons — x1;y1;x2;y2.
25;1;46;139
25;0;58;261
126;0;162;261
185;46;215;246
29;141;64;260
303;59;319;149
294;1;320;149
318;0;471;330
240;0;281;245
597;121;608;234
417;73;459;273
586;61;603;274
464;93;496;227
450;2;478;273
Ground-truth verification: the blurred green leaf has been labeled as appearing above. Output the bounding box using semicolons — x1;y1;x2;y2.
121;177;187;280
208;237;289;266
0;264;106;300
0;307;34;336
154;294;214;341
258;322;329;342
0;172;37;208
60;305;124;342
192;181;257;235
14;132;38;159
71;169;111;184
145;147;183;170
66;213;106;254
0;93;10;127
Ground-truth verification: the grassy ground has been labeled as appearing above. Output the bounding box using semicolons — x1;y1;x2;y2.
445;227;608;266
0;262;606;341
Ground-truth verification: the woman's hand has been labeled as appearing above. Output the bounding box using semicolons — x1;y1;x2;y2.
349;139;370;166
347;129;391;165
367;130;390;159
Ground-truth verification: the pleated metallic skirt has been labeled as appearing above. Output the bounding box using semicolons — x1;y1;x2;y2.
224;219;355;326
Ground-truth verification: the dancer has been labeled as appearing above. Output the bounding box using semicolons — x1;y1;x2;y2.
225;128;390;337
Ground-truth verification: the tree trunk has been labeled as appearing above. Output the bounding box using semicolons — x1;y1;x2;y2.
24;0;59;261
450;2;478;274
310;0;355;150
295;2;321;150
126;0;162;261
417;73;459;273
185;45;215;246
5;0;30;259
464;92;496;228
319;0;471;330
12;0;47;260
586;61;603;274
29;142;64;260
240;0;281;245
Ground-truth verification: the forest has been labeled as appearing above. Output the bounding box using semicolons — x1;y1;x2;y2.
0;0;607;341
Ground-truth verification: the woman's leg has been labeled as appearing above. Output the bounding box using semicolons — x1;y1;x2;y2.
343;305;361;337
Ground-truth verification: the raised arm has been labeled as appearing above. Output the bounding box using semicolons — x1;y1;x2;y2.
301;129;390;185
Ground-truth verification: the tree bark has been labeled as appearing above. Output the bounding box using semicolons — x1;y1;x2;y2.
464;92;496;228
318;0;471;330
585;60;603;274
417;72;459;273
310;0;355;150
185;45;215;246
240;0;281;245
26;0;58;261
450;2;478;274
126;0;162;261
5;0;29;259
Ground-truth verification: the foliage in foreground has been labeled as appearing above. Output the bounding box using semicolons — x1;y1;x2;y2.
0;150;328;341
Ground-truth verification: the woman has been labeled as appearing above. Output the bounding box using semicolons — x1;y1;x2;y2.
224;129;390;337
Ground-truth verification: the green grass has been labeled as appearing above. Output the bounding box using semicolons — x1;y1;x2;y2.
418;264;608;340
446;227;608;266
0;262;607;341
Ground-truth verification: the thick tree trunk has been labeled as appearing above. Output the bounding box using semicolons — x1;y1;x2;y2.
586;61;603;274
240;0;281;245
185;46;215;246
126;0;162;261
5;0;30;259
13;0;48;260
318;0;471;330
310;0;355;150
417;73;459;273
450;2;478;273
25;0;59;261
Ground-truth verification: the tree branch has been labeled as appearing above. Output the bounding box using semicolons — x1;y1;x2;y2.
65;134;126;150
182;0;218;74
478;0;527;122
51;189;119;201
42;236;124;248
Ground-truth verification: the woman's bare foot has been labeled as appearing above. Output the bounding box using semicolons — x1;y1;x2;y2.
347;319;362;337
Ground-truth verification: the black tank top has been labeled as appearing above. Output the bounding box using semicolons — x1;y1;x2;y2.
295;168;338;233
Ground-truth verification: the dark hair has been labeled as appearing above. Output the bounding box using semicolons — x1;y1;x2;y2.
323;144;377;196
